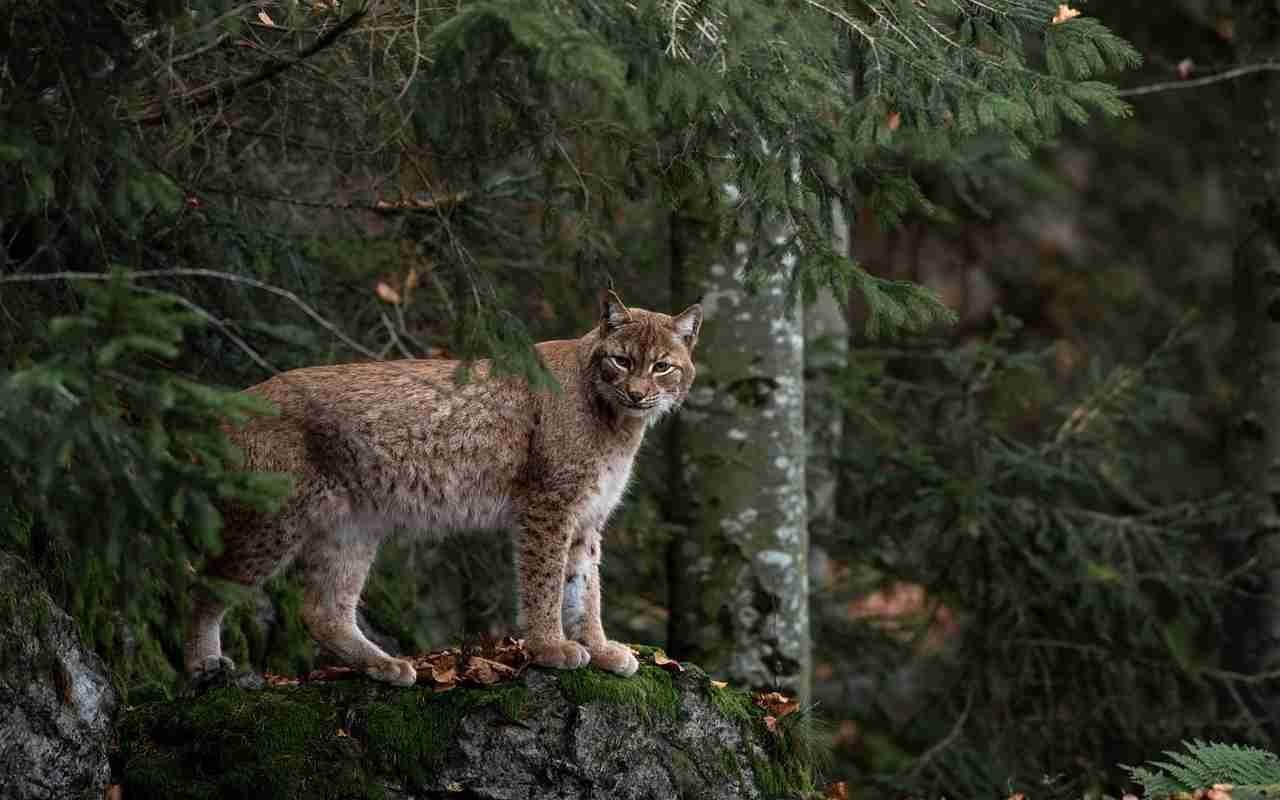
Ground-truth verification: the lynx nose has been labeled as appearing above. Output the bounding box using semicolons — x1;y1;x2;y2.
626;389;646;404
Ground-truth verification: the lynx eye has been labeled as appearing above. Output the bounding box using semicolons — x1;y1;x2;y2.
608;355;632;371
653;361;674;375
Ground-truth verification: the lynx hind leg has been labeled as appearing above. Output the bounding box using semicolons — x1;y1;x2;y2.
562;529;638;677
299;523;416;687
185;512;303;680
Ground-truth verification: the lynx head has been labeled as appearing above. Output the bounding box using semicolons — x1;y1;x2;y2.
590;290;701;421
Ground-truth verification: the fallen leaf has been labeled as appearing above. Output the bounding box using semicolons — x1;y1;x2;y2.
405;268;419;291
257;10;275;26
886;111;902;131
1051;4;1080;24
754;690;801;719
376;282;402;305
710;680;728;689
460;657;515;685
825;783;849;800
652;651;684;673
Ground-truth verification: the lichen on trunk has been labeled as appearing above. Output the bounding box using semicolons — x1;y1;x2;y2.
667;187;811;703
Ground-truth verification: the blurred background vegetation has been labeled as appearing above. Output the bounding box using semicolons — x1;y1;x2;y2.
3;0;1280;797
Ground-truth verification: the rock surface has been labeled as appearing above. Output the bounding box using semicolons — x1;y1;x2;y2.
116;653;817;799
0;552;119;800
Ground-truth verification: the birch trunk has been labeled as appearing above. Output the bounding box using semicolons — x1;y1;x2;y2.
667;196;811;702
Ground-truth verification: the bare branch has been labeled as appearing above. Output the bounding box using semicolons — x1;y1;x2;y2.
1118;62;1280;97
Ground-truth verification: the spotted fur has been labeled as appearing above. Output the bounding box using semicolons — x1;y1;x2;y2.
184;292;701;685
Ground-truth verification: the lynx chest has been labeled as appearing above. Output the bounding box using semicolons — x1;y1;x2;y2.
579;454;636;532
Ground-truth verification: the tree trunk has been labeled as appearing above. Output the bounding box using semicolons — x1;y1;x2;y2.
1222;0;1280;732
667;189;811;703
805;168;851;545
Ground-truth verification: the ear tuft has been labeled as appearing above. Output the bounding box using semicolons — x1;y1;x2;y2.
671;304;702;350
601;290;633;332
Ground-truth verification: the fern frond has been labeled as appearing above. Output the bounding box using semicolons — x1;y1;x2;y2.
1124;740;1280;799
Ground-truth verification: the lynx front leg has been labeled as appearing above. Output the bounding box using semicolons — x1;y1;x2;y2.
563;528;639;676
517;505;591;670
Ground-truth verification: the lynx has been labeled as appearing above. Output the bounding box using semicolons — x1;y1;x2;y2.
184;292;701;686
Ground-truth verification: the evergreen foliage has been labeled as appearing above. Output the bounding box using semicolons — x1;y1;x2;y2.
0;277;289;677
818;312;1241;796
0;1;1192;794
1125;740;1280;799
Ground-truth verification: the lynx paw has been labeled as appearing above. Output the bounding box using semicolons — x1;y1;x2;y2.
190;655;236;680
186;656;262;691
364;657;418;687
528;638;591;670
587;641;639;677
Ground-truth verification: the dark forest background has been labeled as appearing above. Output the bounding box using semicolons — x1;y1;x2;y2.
4;1;1280;797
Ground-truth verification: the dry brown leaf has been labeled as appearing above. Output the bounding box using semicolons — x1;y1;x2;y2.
754;691;801;718
405;268;419;291
257;10;275;26
886;111;902;131
461;657;516;685
375;282;402;305
652;651;684;673
1051;4;1080;24
825;781;849;800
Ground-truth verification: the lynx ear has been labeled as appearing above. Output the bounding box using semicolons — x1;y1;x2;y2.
671;304;702;350
601;290;633;332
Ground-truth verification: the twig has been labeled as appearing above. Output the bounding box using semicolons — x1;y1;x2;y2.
128;7;368;124
1118;62;1280;97
907;686;974;780
0;269;383;362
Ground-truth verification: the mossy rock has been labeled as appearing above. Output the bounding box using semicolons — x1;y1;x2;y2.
115;659;820;799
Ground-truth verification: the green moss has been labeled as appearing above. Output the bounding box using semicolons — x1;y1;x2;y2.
556;663;680;721
704;681;757;724
749;710;829;800
117;678;530;800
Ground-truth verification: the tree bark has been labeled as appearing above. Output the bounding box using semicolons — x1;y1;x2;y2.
805;169;851;544
667;189;811;703
1222;0;1280;732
